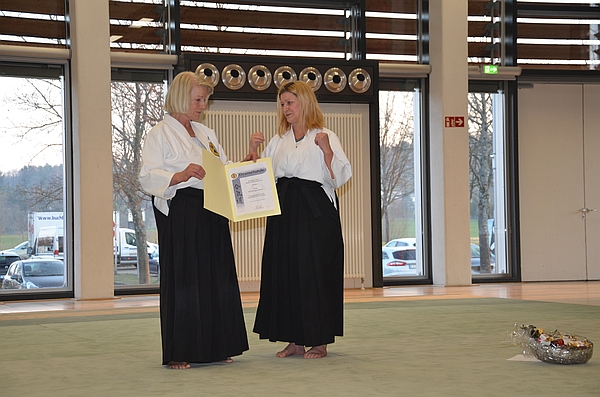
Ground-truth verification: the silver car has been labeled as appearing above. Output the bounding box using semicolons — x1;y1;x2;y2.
0;251;22;281
1;258;65;289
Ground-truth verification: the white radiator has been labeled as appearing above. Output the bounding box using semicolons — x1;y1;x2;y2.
204;110;366;281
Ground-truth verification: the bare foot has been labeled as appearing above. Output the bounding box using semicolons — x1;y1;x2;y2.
276;343;305;358
168;361;190;369
221;357;233;363
304;345;327;359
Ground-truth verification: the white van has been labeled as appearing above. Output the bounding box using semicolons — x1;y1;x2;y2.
32;225;64;260
115;228;137;265
114;228;159;266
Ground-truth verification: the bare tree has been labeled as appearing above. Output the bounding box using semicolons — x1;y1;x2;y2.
0;78;64;239
379;92;415;243
0;187;8;237
468;93;494;273
3;79;63;165
111;81;165;284
14;172;63;210
3;77;165;284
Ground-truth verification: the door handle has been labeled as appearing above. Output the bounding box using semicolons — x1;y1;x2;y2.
578;207;597;219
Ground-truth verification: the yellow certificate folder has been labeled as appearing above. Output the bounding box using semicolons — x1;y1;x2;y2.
202;149;281;222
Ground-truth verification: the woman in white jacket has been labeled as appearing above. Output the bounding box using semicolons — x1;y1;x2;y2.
252;81;352;359
139;71;259;369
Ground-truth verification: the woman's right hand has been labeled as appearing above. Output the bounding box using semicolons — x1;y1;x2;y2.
170;163;206;186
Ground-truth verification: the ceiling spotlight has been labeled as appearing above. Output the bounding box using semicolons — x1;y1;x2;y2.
273;66;297;89
195;63;220;87
248;65;272;91
221;64;246;90
348;68;371;94
299;67;322;91
323;67;347;93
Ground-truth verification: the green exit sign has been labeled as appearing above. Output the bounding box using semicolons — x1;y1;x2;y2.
483;65;499;74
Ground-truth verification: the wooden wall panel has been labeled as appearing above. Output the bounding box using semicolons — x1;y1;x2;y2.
518;44;591;60
367;39;417;56
0;0;64;15
366;18;417;35
179;6;342;31
366;0;417;13
179;30;343;53
0;17;65;39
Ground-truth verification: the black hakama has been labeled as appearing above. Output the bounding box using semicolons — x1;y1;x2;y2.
154;187;248;365
253;177;344;347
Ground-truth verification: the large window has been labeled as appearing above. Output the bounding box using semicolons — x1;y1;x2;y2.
379;82;428;282
0;62;71;297
468;82;510;278
111;69;168;290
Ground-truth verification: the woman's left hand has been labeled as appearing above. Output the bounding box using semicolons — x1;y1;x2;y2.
315;132;335;179
314;132;333;155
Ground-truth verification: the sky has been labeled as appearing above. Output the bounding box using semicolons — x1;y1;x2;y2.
0;77;64;173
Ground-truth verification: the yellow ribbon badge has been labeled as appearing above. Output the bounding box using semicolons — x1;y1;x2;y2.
209;142;220;157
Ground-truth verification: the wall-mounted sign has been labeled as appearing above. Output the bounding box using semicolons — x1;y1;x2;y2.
445;116;465;128
483;65;499;74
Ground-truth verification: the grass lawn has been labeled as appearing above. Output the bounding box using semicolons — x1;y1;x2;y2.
0;234;28;251
114;273;159;286
384;219;483;245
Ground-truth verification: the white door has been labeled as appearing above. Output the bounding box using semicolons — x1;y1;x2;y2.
519;83;600;281
582;85;600;280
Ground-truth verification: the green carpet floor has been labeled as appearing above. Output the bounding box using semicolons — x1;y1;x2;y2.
1;298;599;396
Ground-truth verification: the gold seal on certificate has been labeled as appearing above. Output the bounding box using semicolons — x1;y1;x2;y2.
202;149;281;222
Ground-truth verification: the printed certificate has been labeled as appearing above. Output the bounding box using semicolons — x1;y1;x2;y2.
202;149;281;222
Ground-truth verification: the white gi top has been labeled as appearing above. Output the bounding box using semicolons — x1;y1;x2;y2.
263;127;352;206
139;114;229;216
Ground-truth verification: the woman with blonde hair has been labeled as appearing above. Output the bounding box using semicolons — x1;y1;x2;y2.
140;71;260;369
252;81;352;359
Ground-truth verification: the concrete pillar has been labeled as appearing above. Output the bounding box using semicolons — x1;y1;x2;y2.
70;0;114;299
428;0;472;286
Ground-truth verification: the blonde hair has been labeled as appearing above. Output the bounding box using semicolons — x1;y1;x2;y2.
276;80;324;137
164;71;214;114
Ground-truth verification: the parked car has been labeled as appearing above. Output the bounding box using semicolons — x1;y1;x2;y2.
471;243;495;274
115;234;160;268
382;246;417;277
384;238;417;248
147;242;159;258
5;241;29;259
149;250;160;276
0;251;22;281
1;258;65;289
